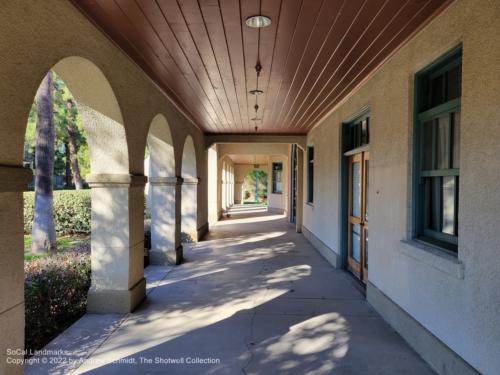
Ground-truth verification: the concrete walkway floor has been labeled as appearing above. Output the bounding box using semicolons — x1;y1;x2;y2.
26;205;434;374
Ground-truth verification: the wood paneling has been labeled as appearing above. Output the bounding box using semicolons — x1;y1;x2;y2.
72;0;453;134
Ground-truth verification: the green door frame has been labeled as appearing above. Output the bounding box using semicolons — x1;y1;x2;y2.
339;107;370;270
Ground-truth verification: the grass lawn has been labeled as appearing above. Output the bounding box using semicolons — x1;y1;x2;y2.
24;234;90;261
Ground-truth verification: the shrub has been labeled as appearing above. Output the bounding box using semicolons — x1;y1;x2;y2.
24;251;91;353
24;190;91;235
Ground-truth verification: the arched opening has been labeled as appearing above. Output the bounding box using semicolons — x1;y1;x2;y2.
20;57;145;354
145;114;176;264
181;135;198;243
242;169;268;205
23;69;93;352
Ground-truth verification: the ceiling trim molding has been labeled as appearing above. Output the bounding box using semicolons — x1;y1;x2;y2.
205;134;306;150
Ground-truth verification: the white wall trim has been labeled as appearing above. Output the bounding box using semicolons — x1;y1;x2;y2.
302;225;341;268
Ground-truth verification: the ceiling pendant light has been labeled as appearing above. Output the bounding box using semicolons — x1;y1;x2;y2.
249;89;263;95
245;15;272;28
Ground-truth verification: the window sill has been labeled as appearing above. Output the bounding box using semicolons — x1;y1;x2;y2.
400;239;464;279
306;202;314;208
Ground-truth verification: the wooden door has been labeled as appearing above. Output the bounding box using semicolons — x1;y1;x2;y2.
347;151;369;283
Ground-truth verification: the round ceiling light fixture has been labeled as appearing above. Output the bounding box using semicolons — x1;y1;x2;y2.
251;117;262;122
245;15;272;28
249;89;264;95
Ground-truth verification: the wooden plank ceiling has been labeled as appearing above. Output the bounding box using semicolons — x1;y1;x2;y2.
72;0;452;134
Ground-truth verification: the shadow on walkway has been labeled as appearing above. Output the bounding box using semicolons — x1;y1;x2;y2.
26;207;434;375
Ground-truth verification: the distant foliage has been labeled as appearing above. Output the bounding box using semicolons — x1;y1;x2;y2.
24;72;90;182
243;169;268;203
24;190;91;235
24;251;91;353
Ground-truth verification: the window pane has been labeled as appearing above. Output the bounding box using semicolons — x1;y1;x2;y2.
453;111;460;169
272;163;283;194
442;176;456;235
447;64;461;101
422;120;434;170
361;119;369;145
355;123;361;148
352;161;361;217
437;115;450;169
431;75;444;107
424;176;458;237
352;224;361;262
425;177;442;232
350;122;361;149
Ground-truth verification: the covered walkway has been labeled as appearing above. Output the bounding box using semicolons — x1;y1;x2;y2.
27;206;432;374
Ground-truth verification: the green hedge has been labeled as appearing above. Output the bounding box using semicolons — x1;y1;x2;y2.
24;190;91;235
24;251;91;352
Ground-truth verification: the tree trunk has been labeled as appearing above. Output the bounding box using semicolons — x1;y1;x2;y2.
31;71;57;255
64;141;72;188
65;100;83;189
66;126;83;189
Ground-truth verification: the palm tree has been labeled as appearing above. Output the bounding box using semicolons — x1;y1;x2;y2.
31;71;57;254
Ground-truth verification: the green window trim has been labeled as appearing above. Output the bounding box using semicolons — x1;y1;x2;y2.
271;162;283;194
345;112;370;152
417;98;460;122
413;45;462;253
307;146;314;203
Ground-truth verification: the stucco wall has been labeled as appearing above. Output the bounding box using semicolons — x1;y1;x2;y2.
303;0;500;373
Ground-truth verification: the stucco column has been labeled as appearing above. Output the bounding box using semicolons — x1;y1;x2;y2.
181;177;198;242
86;174;147;313
173;177;183;264
149;177;182;265
221;180;226;210
230;170;234;206
0;166;32;375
